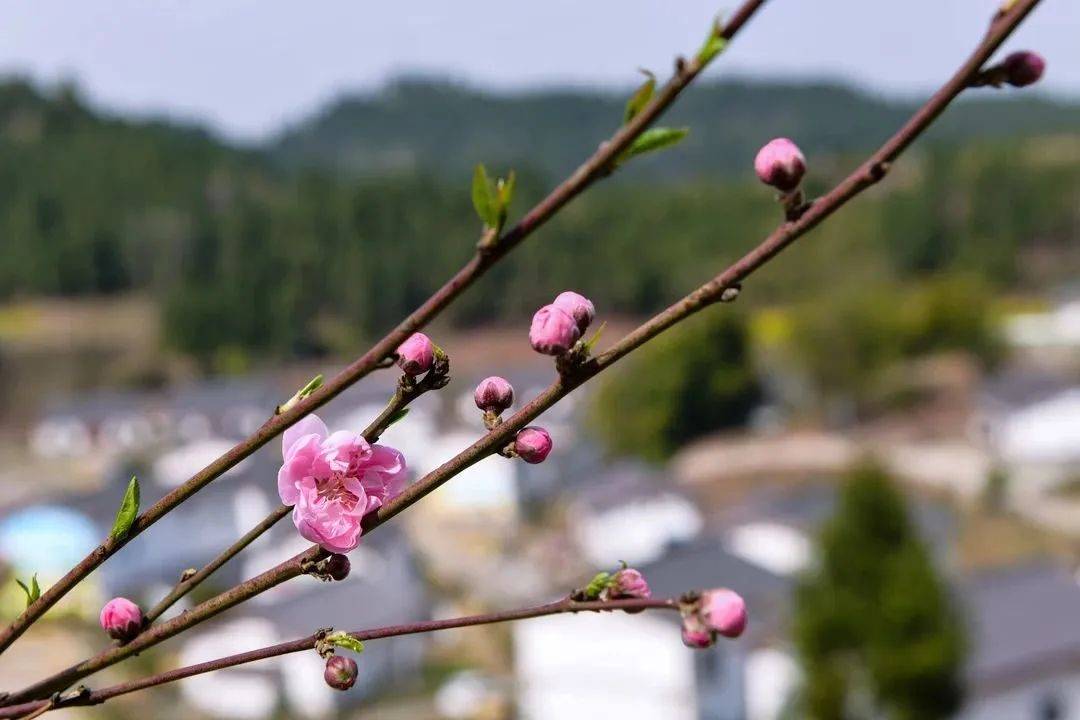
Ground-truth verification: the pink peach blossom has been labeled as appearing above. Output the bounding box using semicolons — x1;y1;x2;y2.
278;414;406;553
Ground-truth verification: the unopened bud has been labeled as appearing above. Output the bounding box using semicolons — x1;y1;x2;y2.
1002;51;1045;87
552;291;596;334
99;597;143;642
324;655;358;691
610;568;651;599
754;138;806;192
701;588;748;639
529;305;580;356
396;333;435;376
325;553;351;582
514;426;553;464
681;615;715;649
474;376;514;414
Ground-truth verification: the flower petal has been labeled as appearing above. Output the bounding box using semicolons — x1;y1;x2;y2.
282;414;328;460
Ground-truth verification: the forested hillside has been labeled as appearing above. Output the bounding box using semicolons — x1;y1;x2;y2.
1;77;1077;366
273;77;1080;180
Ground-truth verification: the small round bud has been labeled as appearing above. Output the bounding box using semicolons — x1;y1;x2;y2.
99;597;143;642
754;138;806;192
324;655;358;691
701;588;748;639
552;291;595;334
610;568;651;599
474;376;514;414
396;333;435;376
681;617;715;649
529;305;580;356
514;426;553;464
1002;51;1045;87
325;553;351;582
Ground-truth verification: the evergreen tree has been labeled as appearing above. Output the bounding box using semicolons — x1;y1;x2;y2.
793;463;966;719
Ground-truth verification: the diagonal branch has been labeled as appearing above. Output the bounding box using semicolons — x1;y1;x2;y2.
0;596;680;718
0;0;768;658
4;0;1041;702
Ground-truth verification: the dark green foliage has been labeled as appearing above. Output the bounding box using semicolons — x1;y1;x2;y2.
794;464;966;720
785;275;1004;408
0;78;1076;367
590;311;761;460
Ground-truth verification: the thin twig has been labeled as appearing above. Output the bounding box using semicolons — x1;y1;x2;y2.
0;0;765;658
0;597;679;718
0;0;1040;703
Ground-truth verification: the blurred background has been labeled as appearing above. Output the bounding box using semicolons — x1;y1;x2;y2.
0;1;1078;718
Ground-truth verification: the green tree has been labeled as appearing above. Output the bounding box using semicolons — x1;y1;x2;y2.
794;463;966;720
590;310;760;460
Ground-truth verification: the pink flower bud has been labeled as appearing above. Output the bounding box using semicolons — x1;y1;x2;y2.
701;588;748;639
99;597;143;642
514;426;553;464
324;655;358;691
474;376;514;414
325;553;351;581
681;616;715;649
529;305;580;356
611;568;651;599
754;138;806;192
396;333;435;376
1003;51;1045;87
552;291;595;334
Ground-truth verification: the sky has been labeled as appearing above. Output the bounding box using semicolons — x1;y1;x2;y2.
1;0;1077;143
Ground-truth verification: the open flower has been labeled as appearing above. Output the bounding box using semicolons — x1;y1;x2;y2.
278;414;406;553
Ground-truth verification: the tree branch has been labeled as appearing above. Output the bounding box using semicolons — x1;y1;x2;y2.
0;597;679;718
0;4;766;659
2;0;1039;702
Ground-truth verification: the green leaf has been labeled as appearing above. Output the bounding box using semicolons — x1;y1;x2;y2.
325;631;365;655
110;476;140;541
277;374;324;414
15;574;40;608
496;170;516;213
298;374;323;399
471;164;498;228
582;321;607;354
622;127;689;162
623;70;656;124
695;20;727;65
583;571;612;600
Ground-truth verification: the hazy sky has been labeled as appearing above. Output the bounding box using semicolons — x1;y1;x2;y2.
2;1;1077;142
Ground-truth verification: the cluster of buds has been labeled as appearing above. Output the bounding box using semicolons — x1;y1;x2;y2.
680;588;747;649
474;376;554;465
529;291;596;357
99;597;144;642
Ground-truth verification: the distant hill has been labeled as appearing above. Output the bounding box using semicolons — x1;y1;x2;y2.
271;77;1080;181
1;76;1077;367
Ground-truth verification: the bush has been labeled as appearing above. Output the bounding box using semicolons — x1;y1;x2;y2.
590;310;760;460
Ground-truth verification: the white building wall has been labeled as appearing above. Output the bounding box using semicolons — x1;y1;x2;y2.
514;612;698;720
